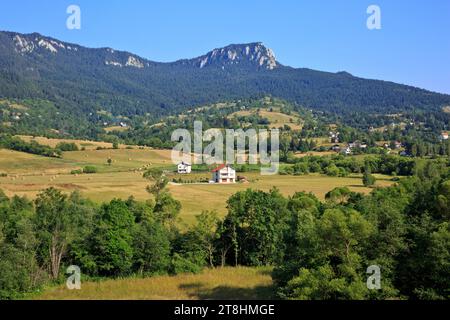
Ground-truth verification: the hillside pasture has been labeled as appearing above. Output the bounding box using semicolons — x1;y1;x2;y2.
229;108;302;130
17;135;116;150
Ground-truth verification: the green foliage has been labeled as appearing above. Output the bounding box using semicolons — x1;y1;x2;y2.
0;244;40;299
171;253;204;275
90;199;135;276
362;172;376;187
0;155;449;300
0;134;61;158
144;168;169;196
274;168;450;300
282;264;367;300
56;142;79;152
34;188;87;279
192;211;220;267
218;188;289;266
82;166;98;174
132;220;171;276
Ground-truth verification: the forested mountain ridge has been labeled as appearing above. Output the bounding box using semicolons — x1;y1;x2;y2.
1;30;450;122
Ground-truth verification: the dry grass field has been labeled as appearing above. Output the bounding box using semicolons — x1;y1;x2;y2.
0;138;394;224
34;267;274;300
103;126;130;133
169;173;392;223
62;148;173;172
0;167;392;224
17;135;118;150
229;109;303;130
0;149;76;174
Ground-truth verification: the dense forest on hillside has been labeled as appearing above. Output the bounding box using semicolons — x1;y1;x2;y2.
1;31;450;129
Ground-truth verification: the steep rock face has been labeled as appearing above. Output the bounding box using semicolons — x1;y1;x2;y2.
12;34;79;54
189;42;278;70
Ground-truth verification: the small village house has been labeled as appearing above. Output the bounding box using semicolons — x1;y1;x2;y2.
329;131;340;143
211;164;236;184
348;141;367;149
394;141;402;149
331;144;341;152
177;161;192;174
440;132;449;141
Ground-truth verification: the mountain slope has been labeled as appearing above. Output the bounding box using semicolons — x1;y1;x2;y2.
1;31;449;122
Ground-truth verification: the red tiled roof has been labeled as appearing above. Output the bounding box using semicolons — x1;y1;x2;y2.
211;164;227;172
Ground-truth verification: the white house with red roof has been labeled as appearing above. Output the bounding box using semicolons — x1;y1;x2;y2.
440;132;449;141
211;164;236;184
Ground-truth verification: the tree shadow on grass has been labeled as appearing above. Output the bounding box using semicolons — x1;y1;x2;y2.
178;283;276;300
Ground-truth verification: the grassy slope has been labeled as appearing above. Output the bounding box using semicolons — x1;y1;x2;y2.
229;109;303;130
35;267;275;300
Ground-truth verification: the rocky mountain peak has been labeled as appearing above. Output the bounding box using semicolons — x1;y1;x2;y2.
193;42;278;70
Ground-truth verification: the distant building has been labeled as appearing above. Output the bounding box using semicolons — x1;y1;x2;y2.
177;162;192;174
331;144;341;152
343;147;352;155
394;141;402;149
400;151;409;157
119;122;127;128
440;132;449;141
348;141;367;149
211;164;236;184
329;131;340;143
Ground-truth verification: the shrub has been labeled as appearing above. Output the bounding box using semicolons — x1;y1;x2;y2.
83;166;98;174
362;172;376;187
171;253;204;275
56;142;79;152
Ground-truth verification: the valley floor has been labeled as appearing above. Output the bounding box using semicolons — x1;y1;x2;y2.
0;144;394;224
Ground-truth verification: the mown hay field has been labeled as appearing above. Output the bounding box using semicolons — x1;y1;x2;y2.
0;143;394;224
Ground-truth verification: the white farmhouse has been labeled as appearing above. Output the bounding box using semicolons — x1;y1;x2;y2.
177;162;192;174
211;164;236;183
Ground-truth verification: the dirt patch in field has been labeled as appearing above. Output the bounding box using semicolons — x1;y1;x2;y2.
56;183;87;190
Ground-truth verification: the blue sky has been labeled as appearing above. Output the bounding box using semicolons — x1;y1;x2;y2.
1;0;449;94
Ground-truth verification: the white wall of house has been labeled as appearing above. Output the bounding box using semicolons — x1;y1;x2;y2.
212;165;236;183
177;162;192;174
